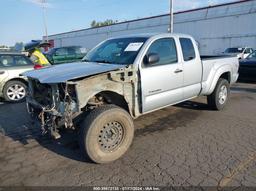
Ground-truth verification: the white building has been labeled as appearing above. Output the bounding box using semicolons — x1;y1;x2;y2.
44;0;256;55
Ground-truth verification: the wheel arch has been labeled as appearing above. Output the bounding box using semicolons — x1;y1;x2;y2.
208;66;231;95
219;72;231;83
81;90;132;117
3;78;28;93
98;91;130;112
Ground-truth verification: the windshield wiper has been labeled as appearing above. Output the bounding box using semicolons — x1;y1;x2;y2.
93;60;112;64
82;58;91;62
83;59;125;65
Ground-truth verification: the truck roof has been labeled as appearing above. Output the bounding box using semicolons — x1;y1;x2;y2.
108;33;194;40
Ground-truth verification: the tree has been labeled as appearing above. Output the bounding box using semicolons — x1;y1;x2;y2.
91;19;118;28
91;20;97;27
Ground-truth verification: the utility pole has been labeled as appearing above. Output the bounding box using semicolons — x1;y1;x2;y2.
42;0;48;41
169;0;174;33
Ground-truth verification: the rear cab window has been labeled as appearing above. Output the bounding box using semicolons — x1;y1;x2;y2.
180;38;196;62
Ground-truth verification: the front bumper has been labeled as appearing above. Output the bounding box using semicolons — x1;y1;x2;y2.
26;96;63;139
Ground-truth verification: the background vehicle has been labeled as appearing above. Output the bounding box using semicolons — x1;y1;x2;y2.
0;53;33;102
24;33;239;164
239;50;256;81
223;47;254;59
45;46;87;65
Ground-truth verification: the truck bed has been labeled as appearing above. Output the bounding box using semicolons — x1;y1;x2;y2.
200;55;239;95
200;55;234;60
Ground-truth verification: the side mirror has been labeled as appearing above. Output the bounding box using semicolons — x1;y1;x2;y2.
144;53;160;65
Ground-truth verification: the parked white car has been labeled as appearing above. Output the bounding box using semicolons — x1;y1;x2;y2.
0;53;34;102
224;47;254;59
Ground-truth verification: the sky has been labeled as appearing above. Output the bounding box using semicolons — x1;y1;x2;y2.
1;0;237;46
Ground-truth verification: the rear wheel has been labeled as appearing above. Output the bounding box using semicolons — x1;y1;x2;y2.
79;105;134;164
207;78;230;110
3;80;27;102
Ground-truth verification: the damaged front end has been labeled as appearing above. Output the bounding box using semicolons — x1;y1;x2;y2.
26;79;79;139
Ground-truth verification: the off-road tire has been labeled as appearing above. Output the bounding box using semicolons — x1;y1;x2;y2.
207;78;230;110
3;80;27;102
79;105;134;164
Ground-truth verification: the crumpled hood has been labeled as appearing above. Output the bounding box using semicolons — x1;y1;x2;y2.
23;62;126;84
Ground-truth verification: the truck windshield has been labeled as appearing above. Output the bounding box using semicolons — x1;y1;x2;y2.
225;48;244;53
83;37;148;65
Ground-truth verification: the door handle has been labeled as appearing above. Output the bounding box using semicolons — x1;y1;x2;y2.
174;69;183;74
0;71;5;75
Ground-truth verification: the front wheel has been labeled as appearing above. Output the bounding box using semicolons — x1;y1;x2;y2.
79;105;134;164
3;80;27;102
207;78;230;110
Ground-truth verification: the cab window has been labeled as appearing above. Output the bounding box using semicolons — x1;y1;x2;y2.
145;38;178;66
73;47;84;54
15;56;32;66
55;48;68;56
67;47;82;55
180;38;196;61
0;55;32;68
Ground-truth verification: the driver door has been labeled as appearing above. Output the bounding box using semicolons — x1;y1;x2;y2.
140;38;184;113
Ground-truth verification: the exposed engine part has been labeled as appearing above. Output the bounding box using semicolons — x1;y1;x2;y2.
38;111;46;134
27;80;79;139
32;81;52;107
26;65;137;140
38;109;61;139
62;84;76;130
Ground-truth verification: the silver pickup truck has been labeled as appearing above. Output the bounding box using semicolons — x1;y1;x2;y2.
24;33;239;163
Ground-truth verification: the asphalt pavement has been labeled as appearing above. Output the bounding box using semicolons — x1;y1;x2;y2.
0;82;256;188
